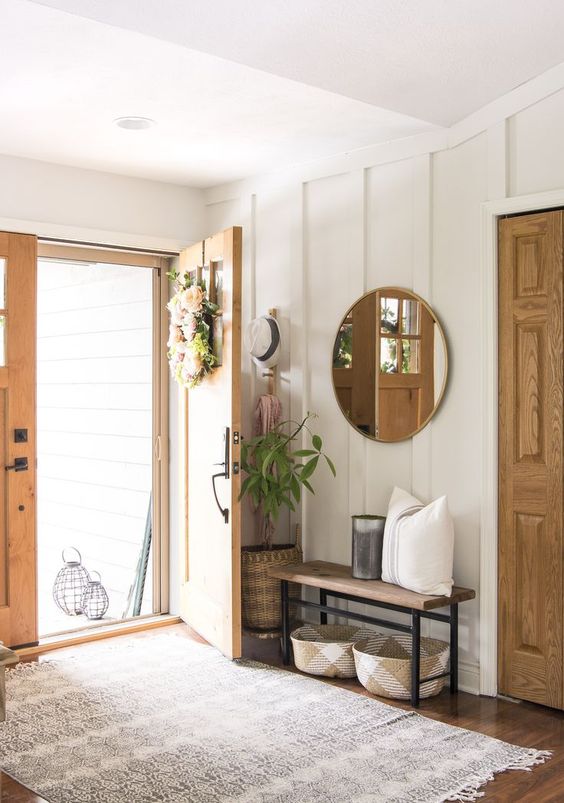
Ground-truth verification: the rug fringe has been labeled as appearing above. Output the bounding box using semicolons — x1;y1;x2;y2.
5;661;52;677
446;750;552;802
505;750;552;771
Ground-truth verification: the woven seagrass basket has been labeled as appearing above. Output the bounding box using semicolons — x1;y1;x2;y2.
241;543;302;631
291;624;374;678
353;634;449;699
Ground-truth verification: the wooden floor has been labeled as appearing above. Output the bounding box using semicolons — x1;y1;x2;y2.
2;624;563;802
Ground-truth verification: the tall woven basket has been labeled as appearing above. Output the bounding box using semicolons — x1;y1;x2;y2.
241;526;302;633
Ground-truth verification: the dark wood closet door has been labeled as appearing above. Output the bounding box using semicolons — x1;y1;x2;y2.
498;211;563;708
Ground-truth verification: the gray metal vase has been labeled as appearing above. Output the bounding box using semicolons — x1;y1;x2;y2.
351;515;386;580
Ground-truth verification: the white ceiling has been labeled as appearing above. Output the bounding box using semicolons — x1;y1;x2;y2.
2;1;564;188
30;0;564;125
0;0;435;187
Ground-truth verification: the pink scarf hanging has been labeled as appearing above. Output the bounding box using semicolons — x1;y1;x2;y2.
253;393;282;436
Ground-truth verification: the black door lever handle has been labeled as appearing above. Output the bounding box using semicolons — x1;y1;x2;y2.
5;457;28;472
211;427;230;524
212;472;229;524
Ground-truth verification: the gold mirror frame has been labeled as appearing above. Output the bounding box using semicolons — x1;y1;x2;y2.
331;287;448;442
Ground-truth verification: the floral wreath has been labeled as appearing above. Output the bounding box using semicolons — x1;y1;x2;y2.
166;270;220;389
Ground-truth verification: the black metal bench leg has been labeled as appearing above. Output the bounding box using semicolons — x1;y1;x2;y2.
411;610;421;708
450;603;458;693
320;589;328;625
281;580;291;665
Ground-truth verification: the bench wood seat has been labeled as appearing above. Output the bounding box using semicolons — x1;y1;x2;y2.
268;560;475;610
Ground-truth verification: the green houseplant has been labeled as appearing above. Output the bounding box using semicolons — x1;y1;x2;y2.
239;413;335;634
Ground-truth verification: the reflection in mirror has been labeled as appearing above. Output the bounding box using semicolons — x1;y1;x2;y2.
332;288;447;442
333;320;353;369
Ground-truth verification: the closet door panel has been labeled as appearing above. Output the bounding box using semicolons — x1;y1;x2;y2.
498;211;563;709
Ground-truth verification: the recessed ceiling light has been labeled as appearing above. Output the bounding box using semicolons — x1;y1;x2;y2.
114;116;156;131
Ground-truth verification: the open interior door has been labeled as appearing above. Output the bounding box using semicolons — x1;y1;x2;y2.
179;228;242;658
0;232;37;648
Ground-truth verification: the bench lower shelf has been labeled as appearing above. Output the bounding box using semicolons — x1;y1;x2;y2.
279;582;459;708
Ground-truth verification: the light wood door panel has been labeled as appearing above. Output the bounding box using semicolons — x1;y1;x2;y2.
0;232;37;648
377;289;434;441
498;211;563;708
179;228;242;659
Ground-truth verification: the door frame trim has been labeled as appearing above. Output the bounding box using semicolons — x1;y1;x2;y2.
35;238;177;629
480;188;564;696
0;217;187;255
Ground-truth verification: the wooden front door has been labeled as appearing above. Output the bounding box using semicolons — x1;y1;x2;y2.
0;232;37;648
498;211;563;708
377;289;434;441
179;228;242;659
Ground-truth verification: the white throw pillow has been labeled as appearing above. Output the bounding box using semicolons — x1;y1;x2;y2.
381;486;454;596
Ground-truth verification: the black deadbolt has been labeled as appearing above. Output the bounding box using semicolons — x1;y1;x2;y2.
14;429;28;443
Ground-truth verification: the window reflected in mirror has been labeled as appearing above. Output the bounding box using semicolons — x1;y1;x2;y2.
380;296;399;334
333;320;353;368
332;288;447;442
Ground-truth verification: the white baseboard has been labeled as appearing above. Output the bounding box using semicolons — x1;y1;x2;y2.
459;660;480;696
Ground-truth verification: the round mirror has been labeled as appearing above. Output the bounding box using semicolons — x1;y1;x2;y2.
332;287;448;442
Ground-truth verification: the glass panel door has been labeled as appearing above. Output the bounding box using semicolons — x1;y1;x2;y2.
37;257;157;636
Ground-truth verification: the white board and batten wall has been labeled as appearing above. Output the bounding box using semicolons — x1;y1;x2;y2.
203;80;564;695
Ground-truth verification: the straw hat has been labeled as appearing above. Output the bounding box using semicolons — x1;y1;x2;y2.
245;315;281;368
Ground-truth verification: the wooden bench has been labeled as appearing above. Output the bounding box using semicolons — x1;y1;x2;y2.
0;645;18;722
268;561;475;707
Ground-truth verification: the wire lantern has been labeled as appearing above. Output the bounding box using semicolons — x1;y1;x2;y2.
81;571;110;620
53;547;90;616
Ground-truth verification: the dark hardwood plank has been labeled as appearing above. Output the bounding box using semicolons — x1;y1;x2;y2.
1;624;562;802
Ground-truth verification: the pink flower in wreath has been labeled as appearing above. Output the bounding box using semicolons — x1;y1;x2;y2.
181;314;197;340
167;325;183;348
185;351;203;375
167;295;184;325
180;285;205;313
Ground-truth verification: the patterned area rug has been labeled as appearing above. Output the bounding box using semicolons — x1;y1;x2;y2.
0;634;550;802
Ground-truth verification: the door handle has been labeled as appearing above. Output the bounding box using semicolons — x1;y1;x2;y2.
211;427;230;524
212;471;229;524
5;457;28;472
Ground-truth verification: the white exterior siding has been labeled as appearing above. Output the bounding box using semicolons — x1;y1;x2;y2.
37;259;153;634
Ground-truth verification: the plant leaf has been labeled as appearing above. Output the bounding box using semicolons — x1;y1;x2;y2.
262;447;278;478
292;449;317;457
312;434;322;451
302;479;315;495
290;475;301;503
280;494;295;512
238;475;254;500
324;455;336;477
300;455;319;482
